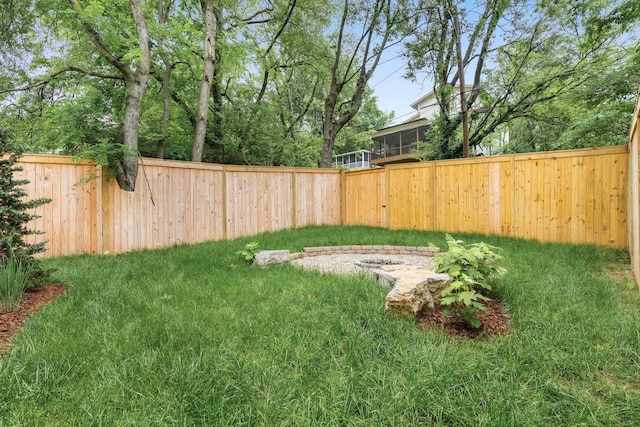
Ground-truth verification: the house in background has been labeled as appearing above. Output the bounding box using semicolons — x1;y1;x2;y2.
369;118;429;165
333;86;475;168
332;149;371;169
370;85;473;166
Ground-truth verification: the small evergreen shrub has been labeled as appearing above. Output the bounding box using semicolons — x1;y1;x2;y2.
435;235;504;328
0;141;52;288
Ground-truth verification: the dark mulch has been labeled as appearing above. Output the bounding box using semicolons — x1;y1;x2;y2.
0;284;65;354
418;299;511;340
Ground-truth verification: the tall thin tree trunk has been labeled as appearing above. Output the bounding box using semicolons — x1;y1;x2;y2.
192;0;216;162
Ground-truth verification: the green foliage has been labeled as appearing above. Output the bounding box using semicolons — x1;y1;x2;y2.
0;255;31;313
435;235;504;328
2;0;637;168
0;142;51;287
334;90;395;154
415;113;463;160
236;241;260;264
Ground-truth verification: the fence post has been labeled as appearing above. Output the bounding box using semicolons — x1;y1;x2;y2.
384;166;391;229
99;165;110;255
292;170;297;229
222;165;228;240
340;169;346;225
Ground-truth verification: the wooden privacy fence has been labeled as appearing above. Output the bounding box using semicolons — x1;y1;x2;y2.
15;145;634;271
345;146;629;249
17;156;342;257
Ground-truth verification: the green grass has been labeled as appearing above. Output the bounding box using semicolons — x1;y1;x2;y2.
1;225;639;425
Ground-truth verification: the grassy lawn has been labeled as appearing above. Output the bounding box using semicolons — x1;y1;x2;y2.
1;225;639;425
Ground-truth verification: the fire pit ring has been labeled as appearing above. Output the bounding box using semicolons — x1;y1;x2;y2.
354;258;407;269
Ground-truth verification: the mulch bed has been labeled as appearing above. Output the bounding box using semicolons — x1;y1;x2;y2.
0;283;65;354
418;299;511;339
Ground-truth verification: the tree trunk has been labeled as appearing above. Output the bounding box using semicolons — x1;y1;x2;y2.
211;65;224;161
192;0;216;162
113;74;145;190
69;0;150;191
111;0;150;191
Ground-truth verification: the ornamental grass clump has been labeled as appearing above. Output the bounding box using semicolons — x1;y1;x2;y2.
434;234;504;328
0;255;31;313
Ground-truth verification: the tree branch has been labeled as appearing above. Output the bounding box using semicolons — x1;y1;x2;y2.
0;65;124;94
256;0;298;103
68;0;133;80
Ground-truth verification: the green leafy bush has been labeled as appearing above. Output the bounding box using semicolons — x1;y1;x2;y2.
0;255;31;313
236;242;260;264
435;235;504;328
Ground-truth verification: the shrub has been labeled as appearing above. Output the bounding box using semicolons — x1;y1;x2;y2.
236;242;260;264
0;255;31;313
434;235;504;328
0;142;52;287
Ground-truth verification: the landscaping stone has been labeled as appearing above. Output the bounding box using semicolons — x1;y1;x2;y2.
372;265;451;317
254;250;290;266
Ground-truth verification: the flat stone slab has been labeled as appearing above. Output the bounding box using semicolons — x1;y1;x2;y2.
254;250;290;266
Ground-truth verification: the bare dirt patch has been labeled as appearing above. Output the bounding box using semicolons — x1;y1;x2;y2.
0;284;65;354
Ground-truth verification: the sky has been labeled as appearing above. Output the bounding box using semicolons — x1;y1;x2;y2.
368;48;432;126
369;62;426;126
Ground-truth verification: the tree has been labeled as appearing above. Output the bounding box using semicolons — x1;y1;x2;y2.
405;0;507;159
0;0;403;172
67;0;151;191
319;0;407;167
405;0;639;159
1;0;153;191
502;45;640;152
191;0;217;162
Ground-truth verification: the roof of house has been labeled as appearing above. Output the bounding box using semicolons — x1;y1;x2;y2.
372;118;429;138
408;84;474;110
